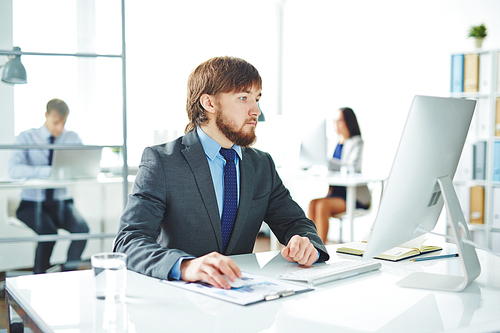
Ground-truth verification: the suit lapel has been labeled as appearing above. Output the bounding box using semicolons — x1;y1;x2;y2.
225;148;255;254
181;132;223;251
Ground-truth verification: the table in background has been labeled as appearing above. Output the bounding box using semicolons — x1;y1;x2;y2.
0;175;132;244
0;175;134;269
277;168;385;246
6;243;500;333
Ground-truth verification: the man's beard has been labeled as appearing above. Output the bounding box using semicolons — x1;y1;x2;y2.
215;109;257;147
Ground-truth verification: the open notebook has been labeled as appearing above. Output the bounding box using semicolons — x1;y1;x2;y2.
336;233;442;261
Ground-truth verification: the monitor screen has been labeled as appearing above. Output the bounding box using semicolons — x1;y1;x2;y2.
51;147;102;180
298;119;328;169
363;95;476;260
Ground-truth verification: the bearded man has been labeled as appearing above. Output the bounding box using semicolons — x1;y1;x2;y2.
114;56;329;289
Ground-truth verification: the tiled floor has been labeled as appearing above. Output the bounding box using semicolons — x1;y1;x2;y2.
0;279;9;330
252;234;273;252
0;301;6;331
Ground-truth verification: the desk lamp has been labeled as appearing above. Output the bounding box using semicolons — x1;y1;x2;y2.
1;46;27;84
258;104;265;122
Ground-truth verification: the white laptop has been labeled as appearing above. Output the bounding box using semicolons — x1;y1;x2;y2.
50;148;102;180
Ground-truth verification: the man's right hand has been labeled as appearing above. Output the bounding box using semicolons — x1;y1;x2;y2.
180;251;242;289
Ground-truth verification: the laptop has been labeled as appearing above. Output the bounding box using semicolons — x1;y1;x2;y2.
50;148;102;180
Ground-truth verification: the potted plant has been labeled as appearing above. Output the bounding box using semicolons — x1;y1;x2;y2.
468;24;487;49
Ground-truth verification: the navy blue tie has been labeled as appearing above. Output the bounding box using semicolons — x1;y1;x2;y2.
46;136;55;201
219;148;237;253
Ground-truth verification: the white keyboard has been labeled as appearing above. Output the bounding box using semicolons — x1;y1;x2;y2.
276;260;381;286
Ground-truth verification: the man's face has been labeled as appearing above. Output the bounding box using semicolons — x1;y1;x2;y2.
214;86;262;147
45;110;67;137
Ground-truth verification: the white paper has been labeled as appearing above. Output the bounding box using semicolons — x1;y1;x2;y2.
162;272;312;305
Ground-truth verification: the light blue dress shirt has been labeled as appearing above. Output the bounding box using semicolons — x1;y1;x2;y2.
169;127;242;280
196;126;242;218
8;124;82;201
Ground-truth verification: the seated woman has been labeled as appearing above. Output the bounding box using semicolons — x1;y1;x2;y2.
308;107;371;243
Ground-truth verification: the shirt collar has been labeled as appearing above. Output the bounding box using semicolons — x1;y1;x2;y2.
197;127;242;161
39;124;54;141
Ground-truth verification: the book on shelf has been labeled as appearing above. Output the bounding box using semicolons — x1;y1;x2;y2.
470;185;485;224
493;187;500;228
477;100;490;139
479;52;491;94
493;141;500;182
464;53;479;93
455;184;471;222
496;97;500;137
451;54;464;93
336;234;442;261
492;232;500;253
498;51;500;93
455;143;473;181
473;141;487;180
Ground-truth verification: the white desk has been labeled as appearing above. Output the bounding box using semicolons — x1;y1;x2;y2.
0;175;134;270
0;175;131;244
278;168;385;243
6;244;500;333
0;173;132;190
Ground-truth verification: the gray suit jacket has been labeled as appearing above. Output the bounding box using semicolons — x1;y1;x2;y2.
114;131;329;279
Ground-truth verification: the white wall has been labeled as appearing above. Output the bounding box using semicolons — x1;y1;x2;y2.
280;0;500;178
275;0;500;240
2;0;500;263
0;0;15;171
125;1;500;242
0;0;35;270
7;0;500;174
124;0;281;165
121;0;500;178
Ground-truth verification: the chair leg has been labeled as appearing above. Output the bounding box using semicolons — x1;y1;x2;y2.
339;219;343;244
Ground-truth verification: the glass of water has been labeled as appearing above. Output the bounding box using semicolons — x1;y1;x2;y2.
340;163;355;177
91;252;127;301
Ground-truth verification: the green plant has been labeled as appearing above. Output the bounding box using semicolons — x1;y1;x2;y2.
468;24;487;38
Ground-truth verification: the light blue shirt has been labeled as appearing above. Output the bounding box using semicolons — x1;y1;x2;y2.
169;127;242;280
196;126;242;218
8;124;82;201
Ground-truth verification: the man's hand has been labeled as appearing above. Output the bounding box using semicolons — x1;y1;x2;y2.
180;251;242;289
281;235;318;267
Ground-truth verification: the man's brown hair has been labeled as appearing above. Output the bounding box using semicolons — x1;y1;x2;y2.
46;98;69;118
185;56;262;133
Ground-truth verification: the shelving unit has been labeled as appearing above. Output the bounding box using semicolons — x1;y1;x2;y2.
0;0;127;205
451;48;500;252
0;0;129;269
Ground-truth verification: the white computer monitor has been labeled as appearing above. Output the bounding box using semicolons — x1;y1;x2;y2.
362;95;480;292
298;119;328;169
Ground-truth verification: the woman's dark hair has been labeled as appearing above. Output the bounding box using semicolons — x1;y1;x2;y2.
340;107;361;138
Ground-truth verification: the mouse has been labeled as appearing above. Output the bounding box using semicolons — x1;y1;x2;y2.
222;275;244;289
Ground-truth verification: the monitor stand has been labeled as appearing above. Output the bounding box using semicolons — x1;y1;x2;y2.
396;176;481;292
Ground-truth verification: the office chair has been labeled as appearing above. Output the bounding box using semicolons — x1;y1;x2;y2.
329;181;383;243
331;209;371;244
6;196;26;229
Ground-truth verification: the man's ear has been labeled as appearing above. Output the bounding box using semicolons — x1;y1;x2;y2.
200;94;216;114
